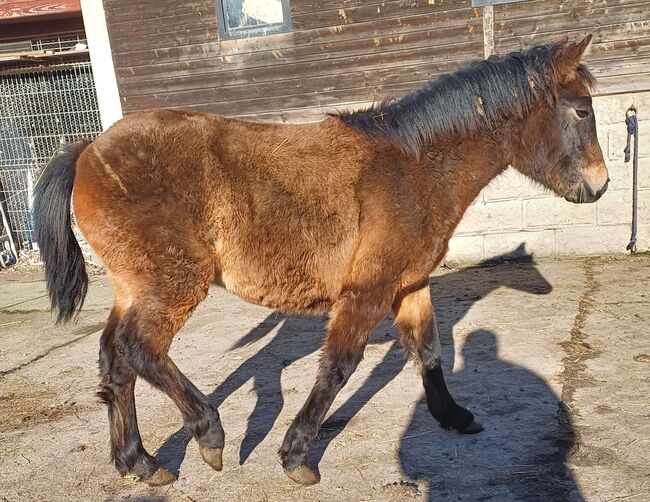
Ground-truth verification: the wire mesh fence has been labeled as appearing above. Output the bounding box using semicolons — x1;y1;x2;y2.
30;35;88;53
0;62;102;250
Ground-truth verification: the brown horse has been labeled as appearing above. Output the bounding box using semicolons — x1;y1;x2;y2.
33;36;608;487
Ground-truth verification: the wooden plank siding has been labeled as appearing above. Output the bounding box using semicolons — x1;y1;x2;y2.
493;0;650;95
0;0;80;20
0;0;83;43
104;0;650;123
104;0;484;121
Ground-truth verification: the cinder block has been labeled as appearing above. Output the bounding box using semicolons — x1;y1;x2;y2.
484;230;556;260
607;128;628;161
455;200;523;235
446;234;484;263
642;160;650;190
482;167;548;202
606;161;633;191
603;156;650;191
637;214;650;252
607;122;650;162
524;197;597;228
555;224;632;256
593;92;650;125
597;188;650;226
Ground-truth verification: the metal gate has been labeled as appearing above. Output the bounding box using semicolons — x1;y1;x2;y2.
0;60;102;251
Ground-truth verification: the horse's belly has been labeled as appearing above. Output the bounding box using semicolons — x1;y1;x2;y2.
214;234;355;315
219;272;334;314
217;260;336;315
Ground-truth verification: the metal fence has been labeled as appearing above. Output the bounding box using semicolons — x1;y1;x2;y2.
0;62;102;250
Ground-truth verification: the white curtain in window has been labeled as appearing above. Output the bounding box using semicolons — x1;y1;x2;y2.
242;0;284;24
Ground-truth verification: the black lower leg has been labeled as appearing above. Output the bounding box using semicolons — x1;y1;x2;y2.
123;341;224;463
117;307;224;473
115;392;160;479
395;289;483;435
98;315;160;479
175;372;225;452
423;363;483;434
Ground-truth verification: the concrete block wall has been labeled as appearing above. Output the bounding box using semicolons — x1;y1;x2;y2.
446;91;650;263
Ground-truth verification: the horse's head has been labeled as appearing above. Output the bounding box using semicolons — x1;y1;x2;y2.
512;35;609;203
476;243;553;296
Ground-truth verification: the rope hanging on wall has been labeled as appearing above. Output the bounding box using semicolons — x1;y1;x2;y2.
624;106;639;253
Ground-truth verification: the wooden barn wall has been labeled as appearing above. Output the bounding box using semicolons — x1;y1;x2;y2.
103;0;484;122
492;0;650;95
103;0;650;123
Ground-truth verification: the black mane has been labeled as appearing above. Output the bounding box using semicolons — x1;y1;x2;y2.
334;43;595;156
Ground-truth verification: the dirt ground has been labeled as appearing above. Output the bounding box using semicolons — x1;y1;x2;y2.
0;254;648;502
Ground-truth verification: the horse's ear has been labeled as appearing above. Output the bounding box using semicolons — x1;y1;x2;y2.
557;34;593;65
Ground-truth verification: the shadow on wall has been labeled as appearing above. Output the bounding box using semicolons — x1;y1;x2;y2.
155;244;580;500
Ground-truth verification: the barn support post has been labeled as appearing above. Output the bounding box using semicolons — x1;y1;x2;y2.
80;0;122;131
482;5;495;59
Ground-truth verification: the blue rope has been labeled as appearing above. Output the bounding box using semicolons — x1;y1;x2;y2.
624;107;638;253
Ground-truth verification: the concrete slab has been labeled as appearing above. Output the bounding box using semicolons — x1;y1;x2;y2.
0;255;648;501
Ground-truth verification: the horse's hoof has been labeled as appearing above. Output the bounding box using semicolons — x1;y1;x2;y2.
283;465;320;486
458;419;484;434
199;446;223;471
144;466;177;486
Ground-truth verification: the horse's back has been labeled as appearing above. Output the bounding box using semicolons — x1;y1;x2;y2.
73;109;365;314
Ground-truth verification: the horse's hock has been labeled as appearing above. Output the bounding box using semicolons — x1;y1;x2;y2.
0;254;648;501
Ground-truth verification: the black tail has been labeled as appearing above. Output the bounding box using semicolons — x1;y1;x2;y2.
33;141;91;323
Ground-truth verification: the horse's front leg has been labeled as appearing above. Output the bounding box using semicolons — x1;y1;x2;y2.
279;287;391;485
393;285;483;433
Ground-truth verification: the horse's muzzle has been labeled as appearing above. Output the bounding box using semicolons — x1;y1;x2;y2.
565;178;609;204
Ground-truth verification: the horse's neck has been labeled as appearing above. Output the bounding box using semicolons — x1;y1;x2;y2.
424;132;511;227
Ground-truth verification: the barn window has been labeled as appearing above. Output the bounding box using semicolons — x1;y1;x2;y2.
216;0;292;39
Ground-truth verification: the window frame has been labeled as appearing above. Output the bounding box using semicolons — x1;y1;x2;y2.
216;0;292;40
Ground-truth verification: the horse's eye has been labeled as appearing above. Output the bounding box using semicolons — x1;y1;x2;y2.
575;108;590;119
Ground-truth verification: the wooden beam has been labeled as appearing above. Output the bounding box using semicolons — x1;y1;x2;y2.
482;5;494;58
0;47;88;63
0;14;84;42
0;1;81;21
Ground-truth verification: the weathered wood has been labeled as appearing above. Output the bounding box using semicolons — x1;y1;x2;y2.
291;0;474;31
494;0;646;20
493;0;650;95
107;3;478;58
116;38;482;93
0;49;90;73
103;0;648;120
111;6;475;56
0;15;83;42
119;57;468;98
0;0;80;20
494;5;649;41
114;20;481;78
119;55;477;113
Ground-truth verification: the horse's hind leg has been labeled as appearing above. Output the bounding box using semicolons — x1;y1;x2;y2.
100;260;224;485
393;285;483;434
115;264;226;479
98;307;174;485
119;301;226;475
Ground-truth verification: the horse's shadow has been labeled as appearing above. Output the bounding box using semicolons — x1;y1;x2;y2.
399;329;581;501
156;244;575;498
